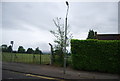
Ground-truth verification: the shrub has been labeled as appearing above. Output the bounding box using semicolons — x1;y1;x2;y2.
54;55;64;67
71;39;120;74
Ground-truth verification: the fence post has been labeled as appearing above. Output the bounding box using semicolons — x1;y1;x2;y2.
10;41;14;62
33;54;34;63
49;43;54;65
40;53;41;64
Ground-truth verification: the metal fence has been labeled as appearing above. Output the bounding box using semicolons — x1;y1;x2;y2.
2;52;72;66
2;52;50;64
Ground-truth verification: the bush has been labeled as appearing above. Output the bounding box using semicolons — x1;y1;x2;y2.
53;49;64;67
71;39;120;74
54;55;64;67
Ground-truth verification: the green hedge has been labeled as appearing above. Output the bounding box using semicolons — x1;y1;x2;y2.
71;39;120;74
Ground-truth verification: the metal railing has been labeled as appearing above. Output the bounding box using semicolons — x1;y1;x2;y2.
2;52;50;64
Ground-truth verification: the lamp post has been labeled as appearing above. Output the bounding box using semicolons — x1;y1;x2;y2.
63;1;69;74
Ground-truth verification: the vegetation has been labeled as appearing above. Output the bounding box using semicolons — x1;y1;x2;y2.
26;48;34;54
18;46;26;53
50;17;72;66
7;45;12;52
1;44;8;52
71;39;120;74
34;47;42;54
1;45;42;54
87;29;97;39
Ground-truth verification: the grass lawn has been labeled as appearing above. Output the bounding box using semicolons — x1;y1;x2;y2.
2;52;50;64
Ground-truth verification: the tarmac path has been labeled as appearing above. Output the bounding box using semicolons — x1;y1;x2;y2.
2;62;120;81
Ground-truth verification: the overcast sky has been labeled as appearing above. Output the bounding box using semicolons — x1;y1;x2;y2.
1;2;118;52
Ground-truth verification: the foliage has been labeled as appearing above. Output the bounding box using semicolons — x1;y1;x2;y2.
71;39;120;74
1;41;43;55
1;44;8;52
53;55;64;67
7;45;12;52
53;49;64;66
87;29;97;39
26;48;34;54
18;46;25;53
50;17;72;52
1;44;13;52
34;47;42;54
50;17;72;66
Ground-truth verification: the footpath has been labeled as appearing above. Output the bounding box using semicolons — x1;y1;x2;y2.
2;62;120;79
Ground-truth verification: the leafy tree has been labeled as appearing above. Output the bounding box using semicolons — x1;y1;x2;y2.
50;17;72;54
87;29;96;39
50;17;72;65
34;47;42;54
7;45;12;52
26;48;34;54
13;51;17;53
1;44;8;52
18;46;25;53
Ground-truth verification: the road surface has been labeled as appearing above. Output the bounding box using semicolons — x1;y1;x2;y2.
2;69;61;81
2;69;119;81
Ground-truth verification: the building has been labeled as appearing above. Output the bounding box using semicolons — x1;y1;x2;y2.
95;32;120;40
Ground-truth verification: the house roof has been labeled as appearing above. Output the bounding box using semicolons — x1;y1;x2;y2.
96;34;120;40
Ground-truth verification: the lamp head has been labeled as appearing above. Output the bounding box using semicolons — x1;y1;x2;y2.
66;1;69;6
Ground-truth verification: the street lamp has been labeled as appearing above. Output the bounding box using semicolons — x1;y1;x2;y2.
65;1;69;18
63;1;69;74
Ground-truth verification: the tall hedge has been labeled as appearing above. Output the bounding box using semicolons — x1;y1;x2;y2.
71;39;120;74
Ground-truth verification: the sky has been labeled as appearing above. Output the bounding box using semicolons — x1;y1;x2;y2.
1;1;118;52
